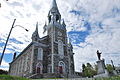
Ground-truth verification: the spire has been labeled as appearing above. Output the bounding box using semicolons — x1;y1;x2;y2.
62;19;66;27
35;22;39;33
48;0;61;23
49;0;60;13
32;22;40;41
68;37;73;48
51;0;58;9
68;38;72;45
43;21;47;34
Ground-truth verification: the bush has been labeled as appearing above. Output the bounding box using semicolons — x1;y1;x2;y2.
0;69;8;75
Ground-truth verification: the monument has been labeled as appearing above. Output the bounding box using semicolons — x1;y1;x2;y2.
94;50;109;78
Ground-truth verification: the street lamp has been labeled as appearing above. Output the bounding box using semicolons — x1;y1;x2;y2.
0;19;28;65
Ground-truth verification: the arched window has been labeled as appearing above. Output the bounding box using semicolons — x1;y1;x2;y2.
37;48;43;60
56;15;59;22
58;61;65;74
36;63;42;74
58;40;64;56
49;15;51;23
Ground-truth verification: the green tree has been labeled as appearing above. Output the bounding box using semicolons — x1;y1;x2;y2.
106;64;114;73
82;63;97;77
82;64;85;72
82;64;86;77
0;69;8;74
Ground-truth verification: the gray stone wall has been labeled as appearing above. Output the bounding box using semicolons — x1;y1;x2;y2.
9;46;33;77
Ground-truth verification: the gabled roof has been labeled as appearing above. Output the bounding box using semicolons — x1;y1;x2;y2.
10;42;33;64
10;39;48;64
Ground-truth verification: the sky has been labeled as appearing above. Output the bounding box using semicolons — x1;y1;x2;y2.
0;0;120;72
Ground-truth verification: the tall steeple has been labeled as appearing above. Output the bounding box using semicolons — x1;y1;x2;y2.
48;0;61;23
32;22;40;42
51;0;58;9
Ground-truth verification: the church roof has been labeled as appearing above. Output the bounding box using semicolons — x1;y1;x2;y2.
10;42;33;64
10;41;48;64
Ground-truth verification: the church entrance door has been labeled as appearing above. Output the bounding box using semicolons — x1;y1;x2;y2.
37;67;41;74
36;63;42;74
58;61;65;74
59;66;63;73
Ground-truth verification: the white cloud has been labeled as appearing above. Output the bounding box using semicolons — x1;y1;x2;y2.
0;60;9;71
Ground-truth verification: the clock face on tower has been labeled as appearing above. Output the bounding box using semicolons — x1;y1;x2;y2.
58;31;62;36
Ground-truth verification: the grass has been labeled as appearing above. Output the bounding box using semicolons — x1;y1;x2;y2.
0;75;29;80
95;75;120;80
0;75;120;80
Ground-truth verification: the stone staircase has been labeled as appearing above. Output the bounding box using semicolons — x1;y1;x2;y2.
27;73;43;79
43;73;61;78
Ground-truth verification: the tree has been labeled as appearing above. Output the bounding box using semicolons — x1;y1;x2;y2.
82;64;86;73
106;64;114;73
82;63;97;77
0;69;8;75
82;64;86;77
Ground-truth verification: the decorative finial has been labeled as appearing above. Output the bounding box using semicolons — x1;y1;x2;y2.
62;19;66;27
43;21;47;34
35;22;39;32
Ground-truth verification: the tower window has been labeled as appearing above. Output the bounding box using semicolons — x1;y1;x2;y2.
56;15;59;22
37;48;43;60
58;40;64;56
49;16;51;23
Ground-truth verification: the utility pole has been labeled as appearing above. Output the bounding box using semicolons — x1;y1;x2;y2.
0;19;28;65
0;19;16;65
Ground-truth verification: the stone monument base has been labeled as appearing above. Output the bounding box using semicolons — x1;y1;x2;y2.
113;70;117;76
94;69;109;78
94;59;109;78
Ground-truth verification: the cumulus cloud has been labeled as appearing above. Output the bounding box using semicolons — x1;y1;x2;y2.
0;60;9;71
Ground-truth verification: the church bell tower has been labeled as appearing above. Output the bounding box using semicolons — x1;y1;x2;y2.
43;0;69;74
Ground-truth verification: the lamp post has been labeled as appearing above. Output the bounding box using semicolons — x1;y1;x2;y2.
0;19;28;65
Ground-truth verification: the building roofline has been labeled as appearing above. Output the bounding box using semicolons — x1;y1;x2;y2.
10;35;49;65
10;42;33;64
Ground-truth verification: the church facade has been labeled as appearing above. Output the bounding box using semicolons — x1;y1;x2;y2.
9;0;75;78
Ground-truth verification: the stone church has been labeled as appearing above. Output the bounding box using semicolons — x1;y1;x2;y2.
9;0;75;78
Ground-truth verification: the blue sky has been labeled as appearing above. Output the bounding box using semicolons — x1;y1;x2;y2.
0;0;120;71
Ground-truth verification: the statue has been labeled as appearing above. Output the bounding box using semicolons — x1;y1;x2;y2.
97;50;102;60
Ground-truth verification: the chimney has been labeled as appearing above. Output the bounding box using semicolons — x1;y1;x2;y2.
13;52;16;60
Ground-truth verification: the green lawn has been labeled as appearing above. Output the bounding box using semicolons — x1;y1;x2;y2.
0;75;120;80
0;75;29;80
